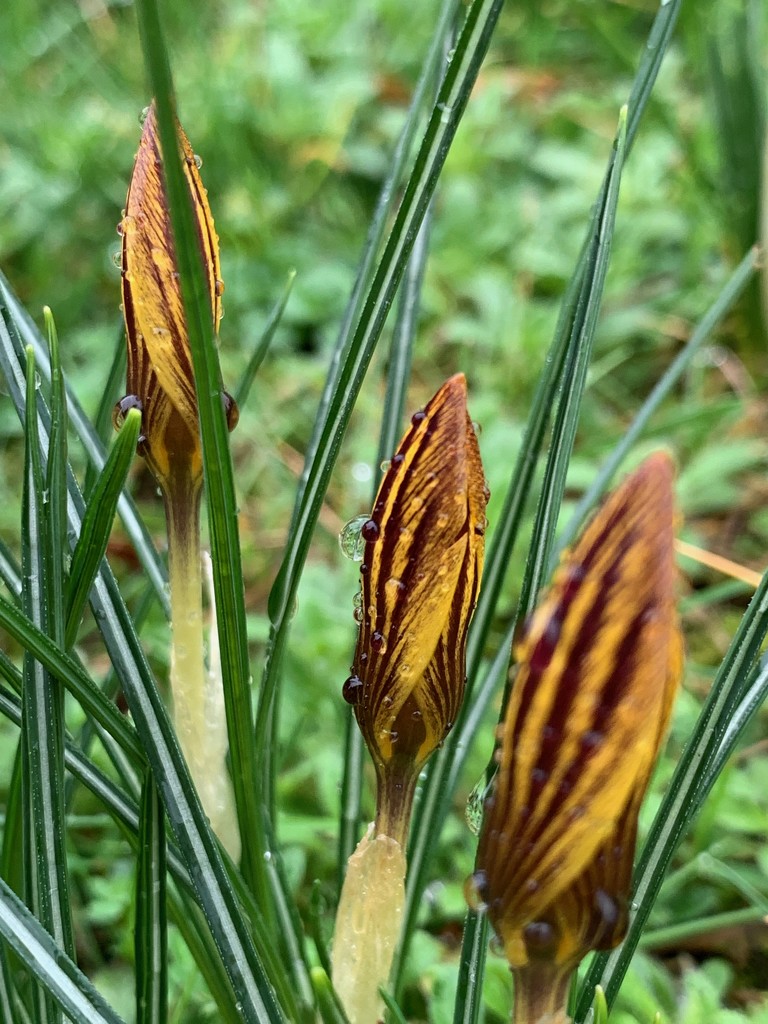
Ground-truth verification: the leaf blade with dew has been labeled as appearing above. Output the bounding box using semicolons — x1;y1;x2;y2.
135;775;168;1024
0;876;128;1024
1;268;290;1020
65;408;141;649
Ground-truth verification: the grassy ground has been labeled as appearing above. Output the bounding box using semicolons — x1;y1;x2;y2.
1;0;768;1021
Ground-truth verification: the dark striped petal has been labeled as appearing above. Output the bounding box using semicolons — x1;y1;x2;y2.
347;375;487;773
119;101;225;491
473;453;682;972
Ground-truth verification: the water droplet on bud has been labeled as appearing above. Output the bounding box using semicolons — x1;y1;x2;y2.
339;514;370;561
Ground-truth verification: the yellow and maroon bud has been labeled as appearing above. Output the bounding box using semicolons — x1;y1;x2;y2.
468;453;683;1024
343;373;488;842
115;100;237;497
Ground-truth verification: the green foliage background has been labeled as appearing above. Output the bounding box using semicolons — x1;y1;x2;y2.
1;0;768;1021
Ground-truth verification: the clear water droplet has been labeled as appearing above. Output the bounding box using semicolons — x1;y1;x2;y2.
380;459;391;472
111;248;123;270
193;153;203;169
339;514;370;561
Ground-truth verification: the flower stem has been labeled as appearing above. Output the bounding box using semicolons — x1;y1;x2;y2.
512;963;572;1024
165;475;240;858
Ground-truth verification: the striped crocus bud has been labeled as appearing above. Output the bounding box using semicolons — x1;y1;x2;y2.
469;453;683;1024
333;374;488;1024
116;100;237;496
115;101;240;857
344;372;488;842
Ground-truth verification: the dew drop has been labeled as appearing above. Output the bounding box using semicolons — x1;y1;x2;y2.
193;153;203;169
361;518;379;542
112;394;142;430
380;459;391;472
523;921;558;957
411;409;427;426
215;278;225;296
371;631;387;653
111;248;123;270
465;776;488;836
342;674;364;705
139;106;151;127
339;514;370;561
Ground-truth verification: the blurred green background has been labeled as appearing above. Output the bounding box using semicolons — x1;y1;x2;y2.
2;0;768;1021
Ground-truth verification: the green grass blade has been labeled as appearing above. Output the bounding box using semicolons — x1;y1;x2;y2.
0;538;22;601
0;276;169;615
293;0;459;509
259;0;506;857
65;408;141;649
42;308;67;652
516;106;628;621
557;245;759;555
134;0;274;924
21;347;74;979
1;290;288;1019
311;969;350;1024
135;775;168;1024
574;567;768;1019
0;595;145;764
338;210;434;876
0;740;24;1023
0;876;127;1024
234;269;296;410
380;989;408;1024
83;325;126;499
451;911;488;1024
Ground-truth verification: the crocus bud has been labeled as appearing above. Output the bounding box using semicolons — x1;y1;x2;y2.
343;372;488;841
468;453;683;1024
116;102;240;858
116;100;236;495
333;374;488;1024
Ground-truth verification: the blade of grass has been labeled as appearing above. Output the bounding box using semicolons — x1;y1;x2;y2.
0;740;24;1024
234;269;296;410
640;907;768;949
135;775;168;1024
399;0;685;988
260;0;506;851
0;279;169;615
397;101;630;989
0;538;21;601
65;407;141;648
556;245;759;555
1;293;288;1020
83;325;126;499
451;910;488;1024
0;876;127;1024
21;348;74;973
43;308;67;653
574;567;768;1020
133;0;278;940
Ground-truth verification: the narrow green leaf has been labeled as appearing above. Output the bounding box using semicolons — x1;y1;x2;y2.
0;537;22;602
0;876;127;1024
65;407;141;649
557;245;758;555
0;740;24;1024
0;287;289;1020
43;307;68;651
380;988;408;1024
311;968;350;1024
574;567;768;1019
234;269;296;410
21;347;74;987
83;325;126;499
135;775;168;1024
0;276;169;615
451;911;488;1024
133;0;279;944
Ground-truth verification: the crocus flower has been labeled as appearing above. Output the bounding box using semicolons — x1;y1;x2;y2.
333;373;488;1023
116;101;240;857
469;453;683;1024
